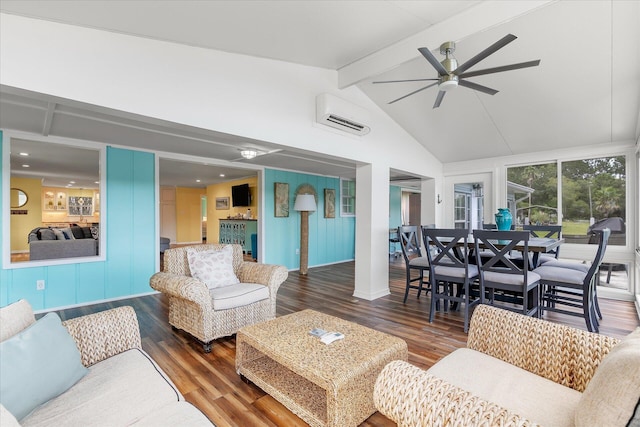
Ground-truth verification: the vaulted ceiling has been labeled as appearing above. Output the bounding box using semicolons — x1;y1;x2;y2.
1;1;638;187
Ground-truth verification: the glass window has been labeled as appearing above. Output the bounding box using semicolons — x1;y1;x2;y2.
562;156;626;245
453;191;468;229
5;136;102;266
507;162;558;226
340;178;355;217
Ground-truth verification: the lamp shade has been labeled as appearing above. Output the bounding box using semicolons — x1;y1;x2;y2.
294;194;317;212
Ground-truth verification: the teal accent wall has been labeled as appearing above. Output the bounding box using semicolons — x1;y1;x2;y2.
389;185;402;254
0;139;156;310
263;169;355;270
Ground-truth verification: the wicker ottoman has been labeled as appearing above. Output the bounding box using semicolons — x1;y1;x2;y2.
236;309;408;427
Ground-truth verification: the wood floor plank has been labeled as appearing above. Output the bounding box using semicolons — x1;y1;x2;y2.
48;260;639;426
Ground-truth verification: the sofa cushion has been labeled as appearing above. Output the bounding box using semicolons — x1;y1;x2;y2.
427;348;581;427
187;245;240;289
51;228;65;240
575;327;640;427
210;283;269;310
59;227;75;240
81;227;93;239
37;228;56;240
130;401;213;426
21;348;183;427
0;313;89;420
0;299;35;342
70;226;85;239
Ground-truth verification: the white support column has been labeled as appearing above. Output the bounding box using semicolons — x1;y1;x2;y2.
353;163;391;300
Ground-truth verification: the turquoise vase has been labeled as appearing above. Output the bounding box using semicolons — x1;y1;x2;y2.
495;208;513;231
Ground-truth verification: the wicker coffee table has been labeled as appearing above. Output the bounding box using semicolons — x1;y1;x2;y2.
236;309;408;427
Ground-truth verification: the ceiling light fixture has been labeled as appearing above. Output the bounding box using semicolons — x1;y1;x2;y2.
240;149;258;160
19;152;29;156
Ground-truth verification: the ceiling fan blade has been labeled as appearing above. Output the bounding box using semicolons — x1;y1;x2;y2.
373;78;439;84
454;34;517;75
458;60;541;79
418;47;449;76
459;79;499;95
433;91;446;108
388;82;438;104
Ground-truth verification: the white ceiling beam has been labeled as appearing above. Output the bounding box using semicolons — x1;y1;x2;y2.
338;0;556;88
42;102;55;136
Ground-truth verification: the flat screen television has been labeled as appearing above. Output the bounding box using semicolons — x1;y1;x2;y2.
231;183;251;207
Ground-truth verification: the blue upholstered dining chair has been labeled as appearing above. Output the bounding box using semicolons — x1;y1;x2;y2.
422;228;480;333
533;228;610;332
473;229;541;318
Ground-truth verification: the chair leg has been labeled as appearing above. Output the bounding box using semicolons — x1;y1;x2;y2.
429;282;438;323
583;285;597;333
403;270;411;303
202;341;213;353
416;270;424;299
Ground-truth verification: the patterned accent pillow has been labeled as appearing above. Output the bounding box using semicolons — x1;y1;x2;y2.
186;246;240;289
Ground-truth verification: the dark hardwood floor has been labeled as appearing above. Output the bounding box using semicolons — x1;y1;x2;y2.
50;260;639;426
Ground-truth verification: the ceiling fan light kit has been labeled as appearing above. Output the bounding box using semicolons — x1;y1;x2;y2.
240;149;258;160
373;34;540;108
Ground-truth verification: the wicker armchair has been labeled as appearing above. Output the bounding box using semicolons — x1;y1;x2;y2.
374;304;628;427
150;244;288;352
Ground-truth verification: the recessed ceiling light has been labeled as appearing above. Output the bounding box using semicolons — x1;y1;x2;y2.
196;179;201;183
19;152;29;156
22;164;29;168
219;174;225;177
94;181;99;184
69;181;76;184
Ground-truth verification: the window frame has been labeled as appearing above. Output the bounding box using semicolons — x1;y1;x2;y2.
340;178;355;217
2;130;107;269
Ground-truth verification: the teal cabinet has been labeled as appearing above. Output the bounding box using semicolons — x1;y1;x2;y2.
219;220;257;254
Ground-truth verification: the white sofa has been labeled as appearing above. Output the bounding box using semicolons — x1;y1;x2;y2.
0;299;213;426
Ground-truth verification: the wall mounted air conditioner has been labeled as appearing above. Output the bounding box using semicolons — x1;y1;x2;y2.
315;93;371;136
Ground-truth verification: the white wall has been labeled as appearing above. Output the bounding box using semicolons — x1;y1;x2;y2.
0;13;445;298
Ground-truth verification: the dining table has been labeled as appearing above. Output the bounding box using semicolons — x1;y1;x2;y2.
476;236;564;269
433;234;564;269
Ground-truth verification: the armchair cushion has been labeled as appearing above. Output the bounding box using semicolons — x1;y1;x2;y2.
210;283;269;310
187;246;239;289
0;313;88;420
575;327;640;427
428;348;581;427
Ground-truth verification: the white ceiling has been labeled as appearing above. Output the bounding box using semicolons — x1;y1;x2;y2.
1;0;639;187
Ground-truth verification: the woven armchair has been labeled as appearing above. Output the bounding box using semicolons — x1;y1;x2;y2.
374;304;623;427
150;244;288;352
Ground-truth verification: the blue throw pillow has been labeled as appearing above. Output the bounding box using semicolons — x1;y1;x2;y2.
0;312;89;420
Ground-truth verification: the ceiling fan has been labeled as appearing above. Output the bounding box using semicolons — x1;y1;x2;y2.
373;34;540;108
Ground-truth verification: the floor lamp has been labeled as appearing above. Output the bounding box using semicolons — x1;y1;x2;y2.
294;194;317;275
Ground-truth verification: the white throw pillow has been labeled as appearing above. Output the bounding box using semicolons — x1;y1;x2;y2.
186;246;240;289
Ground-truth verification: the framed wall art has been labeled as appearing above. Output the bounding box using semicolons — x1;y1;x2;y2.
216;197;230;210
274;182;289;217
324;188;336;218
